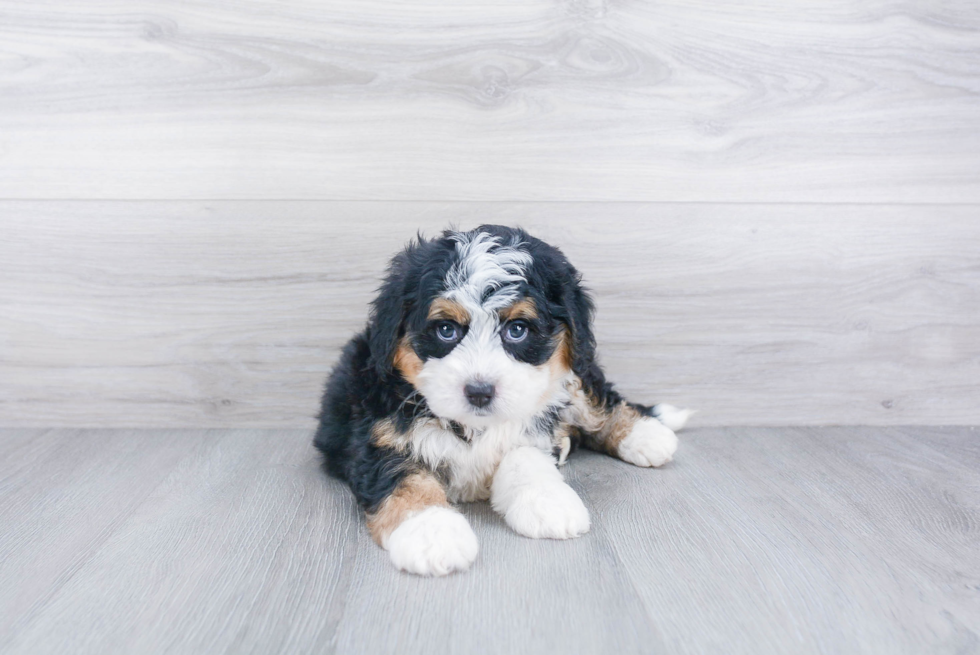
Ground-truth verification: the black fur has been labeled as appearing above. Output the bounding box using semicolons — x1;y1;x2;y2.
365;234;459;377
315;334;418;511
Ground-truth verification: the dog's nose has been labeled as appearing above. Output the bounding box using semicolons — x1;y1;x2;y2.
464;381;495;408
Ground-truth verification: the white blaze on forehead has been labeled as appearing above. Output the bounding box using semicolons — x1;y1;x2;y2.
415;230;548;432
444;231;531;311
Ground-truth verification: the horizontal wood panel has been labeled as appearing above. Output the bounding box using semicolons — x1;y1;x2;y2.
1;1;979;201
1;201;977;427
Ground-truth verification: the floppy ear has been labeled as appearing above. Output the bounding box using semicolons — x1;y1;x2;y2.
366;250;412;377
560;269;597;379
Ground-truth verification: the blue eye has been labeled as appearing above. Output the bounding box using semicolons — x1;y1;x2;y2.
436;322;459;342
503;321;528;343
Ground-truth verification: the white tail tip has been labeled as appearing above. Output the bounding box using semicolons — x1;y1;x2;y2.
651;404;693;431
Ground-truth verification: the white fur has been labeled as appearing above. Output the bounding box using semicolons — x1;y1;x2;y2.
652;403;693;431
415;319;567;428
385;506;479;576
617;417;678;467
400;418;557;502
490;446;590;539
405;229;573;503
445;231;531;311
415;231;561;431
556;435;572;466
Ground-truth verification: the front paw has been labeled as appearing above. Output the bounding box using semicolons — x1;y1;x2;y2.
617;417;678;467
385;506;478;576
498;483;590;540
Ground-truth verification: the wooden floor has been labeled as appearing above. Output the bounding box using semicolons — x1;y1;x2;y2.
1;426;977;654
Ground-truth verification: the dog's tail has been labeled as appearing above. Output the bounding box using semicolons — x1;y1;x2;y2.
651;404;694;431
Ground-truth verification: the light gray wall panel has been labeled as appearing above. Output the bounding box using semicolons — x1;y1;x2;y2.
2;201;977;427
1;1;978;201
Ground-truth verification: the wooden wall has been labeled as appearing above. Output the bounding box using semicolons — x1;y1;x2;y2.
2;1;978;427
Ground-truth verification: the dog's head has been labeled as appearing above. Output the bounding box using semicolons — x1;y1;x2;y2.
367;225;595;428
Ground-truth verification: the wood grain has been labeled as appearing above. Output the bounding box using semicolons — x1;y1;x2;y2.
591;426;980;654
1;429;358;654
1;427;977;654
1;1;978;201
2;201;978;428
0;429;223;647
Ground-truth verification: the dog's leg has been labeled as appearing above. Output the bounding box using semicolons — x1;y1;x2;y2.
603;405;680;468
367;470;478;576
565;378;689;468
490;446;590;539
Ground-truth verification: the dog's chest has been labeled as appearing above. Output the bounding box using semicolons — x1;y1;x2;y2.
408;420;555;502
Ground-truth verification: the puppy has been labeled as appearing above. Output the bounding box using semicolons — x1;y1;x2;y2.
315;225;689;576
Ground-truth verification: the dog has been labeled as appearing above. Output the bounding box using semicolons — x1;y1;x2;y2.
314;225;689;576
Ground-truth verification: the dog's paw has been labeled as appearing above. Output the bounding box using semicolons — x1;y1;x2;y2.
500;483;590;540
617;417;678;467
385;506;478;576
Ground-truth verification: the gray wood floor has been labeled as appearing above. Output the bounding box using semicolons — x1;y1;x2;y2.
1;426;977;654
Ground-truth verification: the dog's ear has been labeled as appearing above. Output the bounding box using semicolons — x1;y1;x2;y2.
366;249;413;377
528;236;597;379
560;270;597;379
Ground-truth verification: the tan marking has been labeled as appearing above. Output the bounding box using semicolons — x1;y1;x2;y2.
366;471;449;546
393;336;423;386
563;377;641;456
564;377;606;433
600;402;642;453
538;327;574;407
370;418;402;450
428;297;470;324
554;421;573;466
499;298;538;323
549;326;573;373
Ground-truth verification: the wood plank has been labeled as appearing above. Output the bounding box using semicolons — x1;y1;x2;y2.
330;502;663;655
2;427;977;654
0;429;221;648
1;1;978;201
2;429;358;654
2;201;978;427
588;426;980;654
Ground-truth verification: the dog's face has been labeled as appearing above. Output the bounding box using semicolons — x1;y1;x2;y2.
369;226;595;429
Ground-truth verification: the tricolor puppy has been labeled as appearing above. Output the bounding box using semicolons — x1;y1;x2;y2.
315;225;689;576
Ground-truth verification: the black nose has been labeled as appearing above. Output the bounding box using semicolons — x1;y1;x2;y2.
464;382;495;408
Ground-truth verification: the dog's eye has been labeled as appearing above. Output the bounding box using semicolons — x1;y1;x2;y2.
435;322;460;342
503;320;529;343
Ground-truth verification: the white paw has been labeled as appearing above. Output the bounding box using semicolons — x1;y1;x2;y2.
617;417;678;467
385;506;478;576
499;482;590;540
